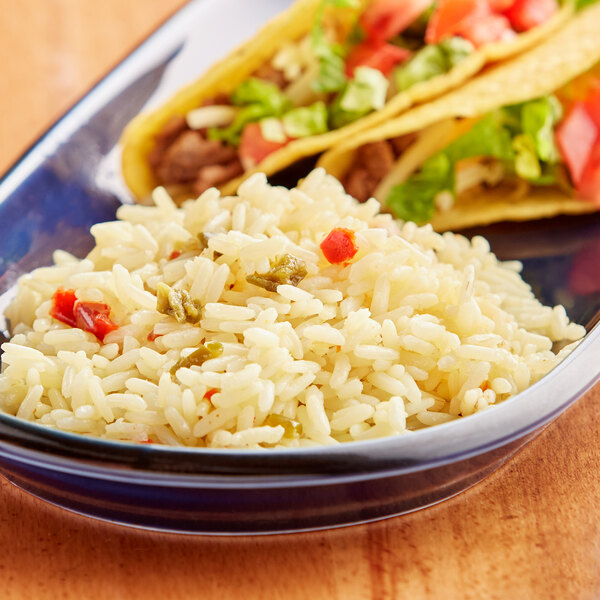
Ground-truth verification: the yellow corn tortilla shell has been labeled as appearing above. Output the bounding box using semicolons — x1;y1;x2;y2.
318;2;600;230
121;0;572;202
430;187;599;232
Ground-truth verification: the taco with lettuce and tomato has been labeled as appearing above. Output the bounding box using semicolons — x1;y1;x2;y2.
120;0;575;203
317;1;600;230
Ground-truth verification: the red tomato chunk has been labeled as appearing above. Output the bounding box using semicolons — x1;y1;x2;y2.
346;42;411;77
320;228;359;264
555;102;598;187
50;288;118;342
503;0;557;32
361;0;435;41
239;122;290;168
426;0;491;44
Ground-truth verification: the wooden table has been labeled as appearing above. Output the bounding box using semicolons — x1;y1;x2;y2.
1;1;600;598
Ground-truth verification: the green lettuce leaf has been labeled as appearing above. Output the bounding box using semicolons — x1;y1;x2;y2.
395;45;447;91
384;96;565;223
512;134;542;180
519;95;562;163
576;0;599;11
231;78;292;114
439;37;474;69
282;102;329;138
385;114;514;223
329;66;389;129
209;78;292;145
311;0;360;94
444;114;514;164
394;37;473;91
386;153;453;223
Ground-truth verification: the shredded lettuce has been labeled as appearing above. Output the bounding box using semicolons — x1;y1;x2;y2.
385;96;564;223
520;96;563;163
282;102;329;138
311;0;360;94
512;134;542;180
329;66;389;129
231;78;291;113
440;37;474;69
387;154;453;223
260;117;288;143
576;0;598;10
386;114;515;223
395;37;473;91
209;79;292;145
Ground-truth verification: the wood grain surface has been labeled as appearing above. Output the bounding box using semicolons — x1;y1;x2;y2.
1;1;600;599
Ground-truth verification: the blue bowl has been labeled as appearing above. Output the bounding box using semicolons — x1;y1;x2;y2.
1;0;600;535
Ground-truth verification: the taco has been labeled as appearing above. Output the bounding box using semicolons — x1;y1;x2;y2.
121;0;573;202
317;1;600;231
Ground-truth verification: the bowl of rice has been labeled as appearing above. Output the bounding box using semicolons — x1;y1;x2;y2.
1;0;599;535
1;167;599;534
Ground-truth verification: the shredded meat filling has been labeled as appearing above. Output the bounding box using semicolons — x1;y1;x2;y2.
154;130;238;185
343;134;417;203
149;97;243;195
252;63;287;88
193;160;244;195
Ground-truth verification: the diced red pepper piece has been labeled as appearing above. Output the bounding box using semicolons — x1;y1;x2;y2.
238;122;290;169
458;13;515;46
169;250;182;260
345;41;411;77
50;288;118;341
147;330;163;342
320;228;359;264
425;0;490;44
502;0;557;32
555;102;599;187
74;302;119;342
50;288;78;328
361;0;435;42
204;388;219;403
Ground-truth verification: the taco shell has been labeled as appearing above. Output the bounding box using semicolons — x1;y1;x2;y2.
121;0;573;202
318;1;600;231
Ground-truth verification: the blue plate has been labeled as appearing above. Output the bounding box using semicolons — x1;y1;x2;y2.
1;0;600;535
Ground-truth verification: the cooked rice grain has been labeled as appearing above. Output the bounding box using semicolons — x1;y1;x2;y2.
0;169;585;447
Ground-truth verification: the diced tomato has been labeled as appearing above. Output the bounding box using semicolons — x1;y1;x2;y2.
239;122;290;169
346;41;411;77
579;166;600;206
503;0;557;32
556;102;599;187
425;0;490;44
458;13;515;47
360;0;434;42
320;228;359;264
584;87;600;129
577;141;600;205
488;0;515;10
74;302;119;342
50;288;78;328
